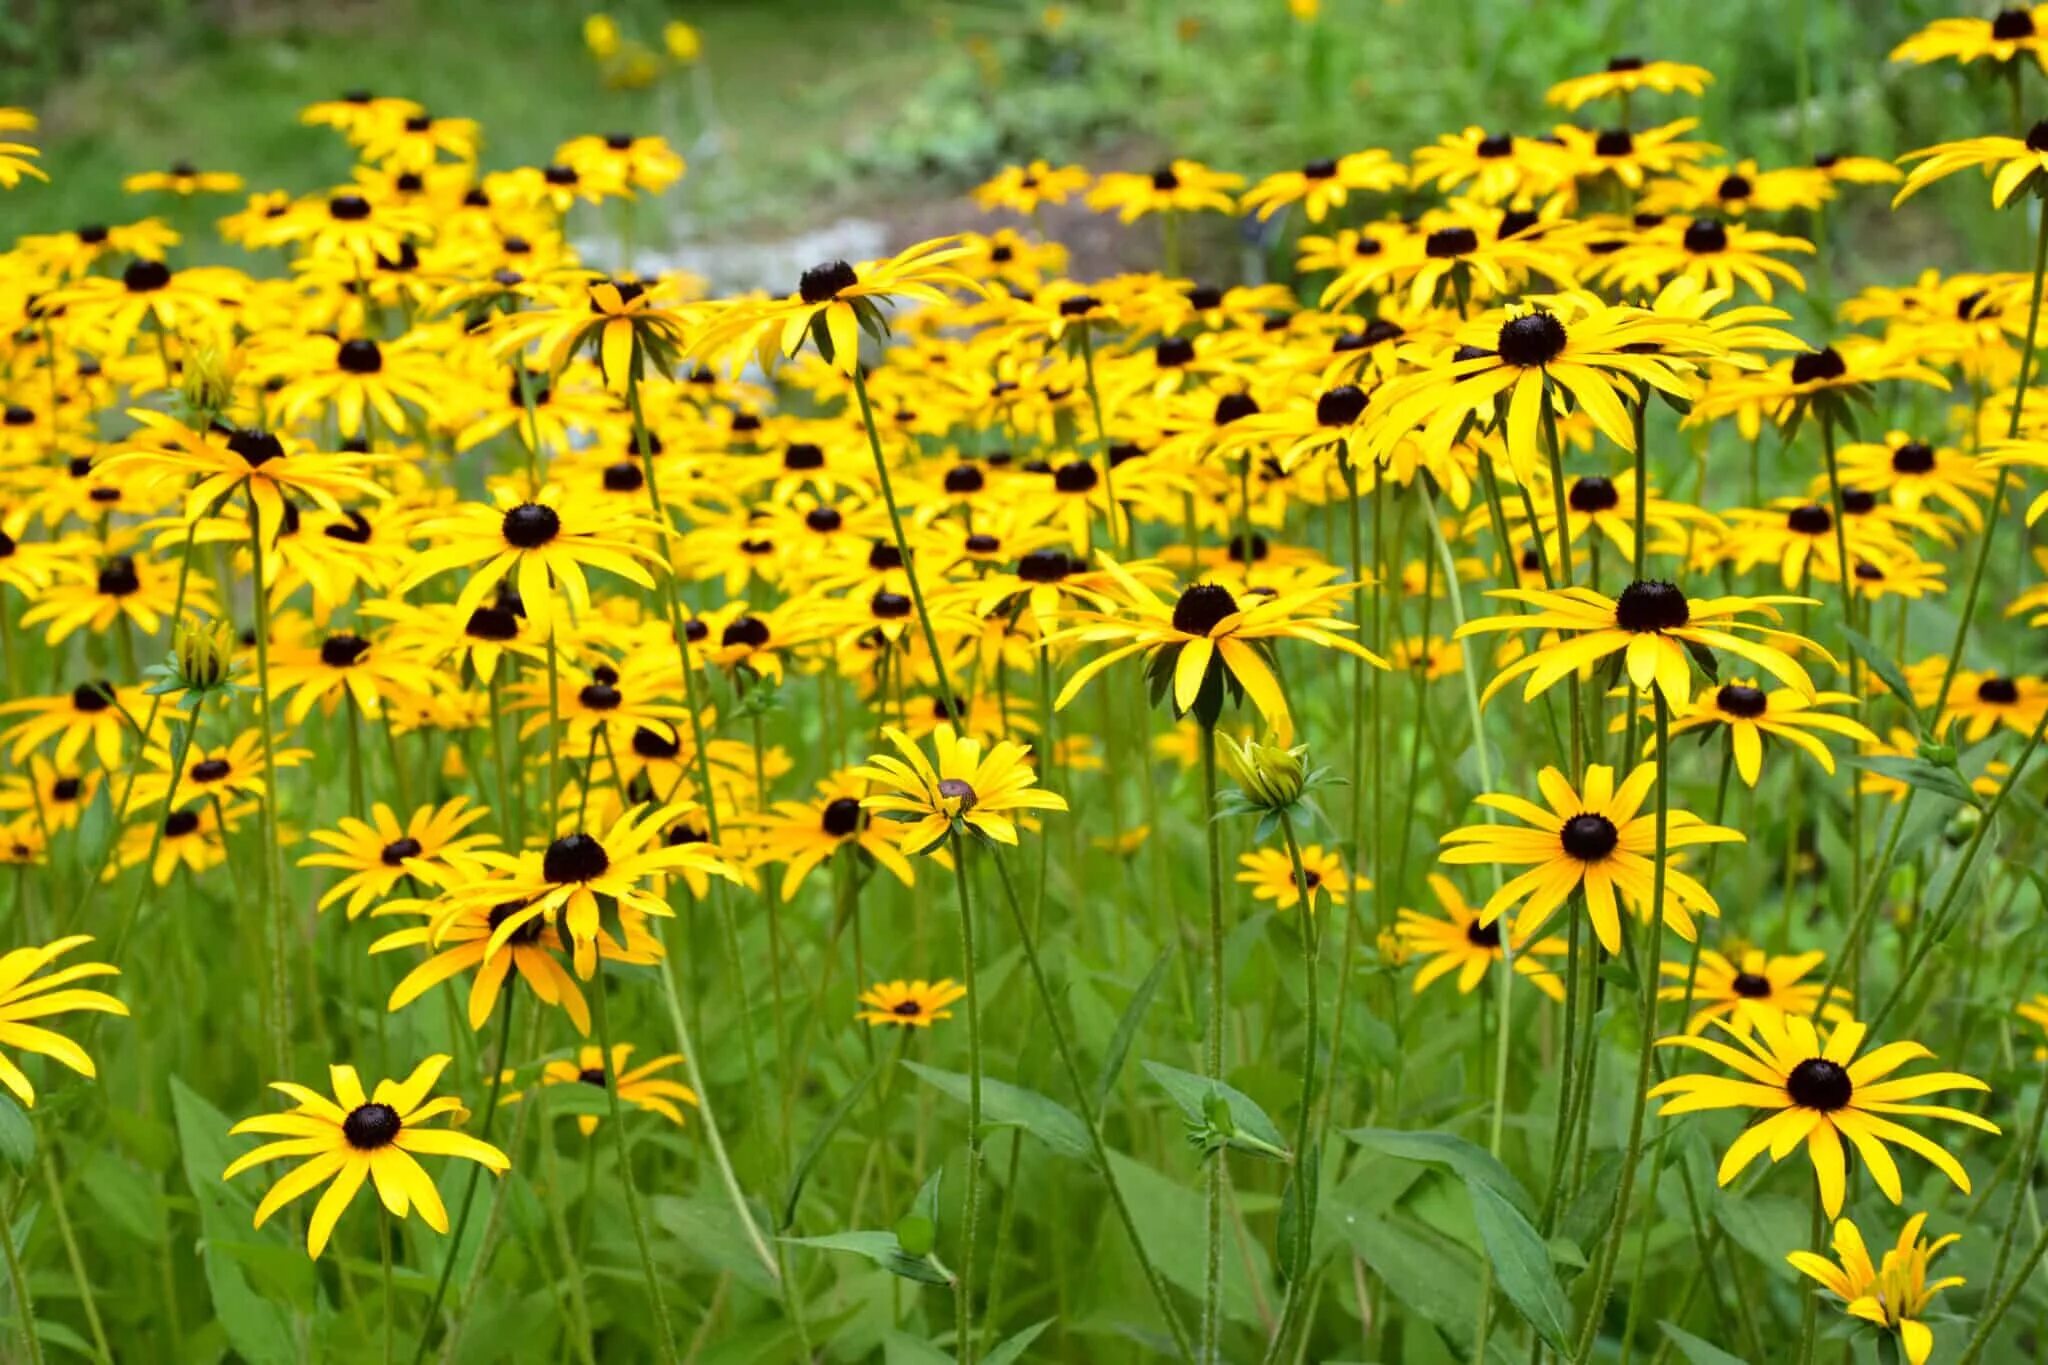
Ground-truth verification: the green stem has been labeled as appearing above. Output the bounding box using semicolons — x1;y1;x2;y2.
591;969;682;1364
409;994;516;1365
985;852;1195;1361
246;488;290;1081
1986;1058;2048;1311
1572;691;1670;1363
0;1176;42;1365
1200;723;1226;1365
946;831;985;1365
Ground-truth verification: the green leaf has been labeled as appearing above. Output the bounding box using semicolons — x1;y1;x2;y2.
1658;1320;1752;1365
1338;1209;1489;1354
895;1169;942;1259
0;1093;33;1171
1842;627;1918;732
901;1062;1093;1164
882;1332;955;1365
981;1318;1052;1365
1106;1151;1272;1327
1343;1126;1536;1219
171;1076;301;1364
650;1195;781;1296
1143;1060;1291;1160
782;1055;878;1228
1093;947;1173;1111
784;1230;954;1286
1557;1149;1622;1259
81;1151;166;1244
1845;755;1979;808
1468;1179;1573;1354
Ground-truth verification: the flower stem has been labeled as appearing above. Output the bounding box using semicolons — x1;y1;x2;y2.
590;969;681;1364
945;831;985;1365
1199;722;1226;1365
0;1174;43;1365
409;992;516;1365
1927;200;2048;724
1571;690;1669;1363
985;850;1195;1362
246;488;290;1081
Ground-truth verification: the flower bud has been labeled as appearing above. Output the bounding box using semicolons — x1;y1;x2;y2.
170;616;237;694
1219;733;1308;811
663;20;701;64
179;334;243;419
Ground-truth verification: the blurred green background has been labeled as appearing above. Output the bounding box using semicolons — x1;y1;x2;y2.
0;0;2028;284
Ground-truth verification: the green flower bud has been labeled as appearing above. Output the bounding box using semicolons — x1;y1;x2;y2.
1219;733;1308;811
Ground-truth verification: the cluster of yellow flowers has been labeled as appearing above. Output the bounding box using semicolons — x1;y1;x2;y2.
2;6;2048;1363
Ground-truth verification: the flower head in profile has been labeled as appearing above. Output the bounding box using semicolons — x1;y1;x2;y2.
490;276;694;387
1396;874;1567;1002
1890;7;2048;70
1651;680;1876;786
224;1055;509;1258
1657;946;1851;1034
1650;1014;1995;1216
1788;1214;1962;1365
513;1043;697;1137
1459;579;1824;708
1236;844;1367;914
1546;56;1711;111
852;725;1067;856
856;979;968;1029
1086;159;1244;222
1440;761;1741;953
695;237;981;376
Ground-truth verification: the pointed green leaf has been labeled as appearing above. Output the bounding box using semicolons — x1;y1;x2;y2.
1343;1126;1535;1218
785;1230;953;1286
1468;1178;1573;1353
901;1062;1092;1163
1143;1060;1290;1160
1093;947;1173;1111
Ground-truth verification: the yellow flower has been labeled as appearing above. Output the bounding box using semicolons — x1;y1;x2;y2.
224;1055;509;1258
852;725;1067;856
0;938;126;1108
1788;1214;1962;1365
856;979;968;1028
1650;1014;1995;1216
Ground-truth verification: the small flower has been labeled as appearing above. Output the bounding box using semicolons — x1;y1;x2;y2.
856;979;968;1029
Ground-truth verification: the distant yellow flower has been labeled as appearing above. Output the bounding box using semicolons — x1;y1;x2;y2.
856;978;968;1028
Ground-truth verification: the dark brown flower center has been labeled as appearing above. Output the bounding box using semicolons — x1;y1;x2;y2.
1718;683;1769;718
501;502;561;548
1789;347;1847;385
96;556;140;597
1731;971;1773;998
1615;580;1690;633
1979;676;2021;705
1683;218;1728;254
1786;504;1833;536
722;616;771;650
336;338;384;374
1425;226;1479;258
189;758;233;783
1785;1058;1852;1111
1317;385;1368;426
343;1102;402;1149
1560;813;1619;861
543;832;609;883
1053;461;1099;493
1891;442;1936;474
822;797;864;837
1569;476;1620;513
381;837;423;866
799;259;858;304
1996;8;2037;40
1171;583;1240;636
1465;918;1502;948
320;634;371;667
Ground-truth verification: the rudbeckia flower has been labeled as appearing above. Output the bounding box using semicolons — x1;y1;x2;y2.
0;937;126;1108
1545;57;1713;112
852;724;1067;856
1396;874;1567;1002
299;798;499;918
972;160;1090;215
1460;579;1823;707
1235;844;1367;913
513;1043;698;1136
224;1055;509;1259
1239;150;1405;223
1890;6;2048;69
1650;1014;1995;1216
1650;679;1877;785
122;161;243;196
1085;159;1244;222
1438;761;1742;952
856;978;968;1028
1788;1214;1961;1365
1658;946;1851;1034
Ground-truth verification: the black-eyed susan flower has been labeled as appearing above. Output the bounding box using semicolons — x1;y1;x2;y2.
111;800;252;885
1545;57;1713;112
1895;121;2048;207
0;937;126;1108
1650;1014;1995;1216
1823;431;1997;528
490;276;693;386
1788;1214;1961;1365
127;730;309;810
299;798;498;918
856;978;968;1028
1460;580;1822;707
1658;946;1851;1035
1239;151;1405;223
1439;761;1742;952
1235;844;1366;913
224;1055;510;1259
514;1043;696;1136
1086;159;1244;222
0;680;159;771
436;802;738;978
972;160;1090;215
1047;558;1384;741
19;549;216;645
851;724;1066;856
122;161;243;196
732;773;920;900
398;488;663;639
1891;7;2048;69
1653;680;1877;786
263;628;438;726
1936;670;2048;741
1396;874;1567;1002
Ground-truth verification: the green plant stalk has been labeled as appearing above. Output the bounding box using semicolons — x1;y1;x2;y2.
1795;1179;1822;1365
1077;326;1128;555
622;353;781;1286
38;1149;107;1363
1316;445;1370;1142
946;831;986;1365
1957;1210;2048;1364
591;969;682;1364
1572;691;1670;1364
1868;703;2048;1034
986;851;1196;1362
1984;1058;2048;1315
409;993;517;1365
380;1208;395;1365
1928;204;2048;724
1200;722;1226;1365
246;487;291;1081
1261;811;1323;1365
